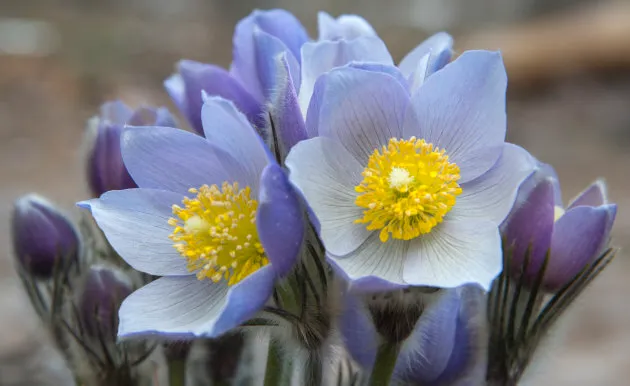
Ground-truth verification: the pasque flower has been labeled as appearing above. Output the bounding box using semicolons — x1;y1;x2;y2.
86;101;176;197
79;97;303;338
501;163;617;292
287;51;535;289
12;194;79;278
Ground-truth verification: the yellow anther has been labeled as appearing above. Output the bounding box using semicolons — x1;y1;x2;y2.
355;137;462;242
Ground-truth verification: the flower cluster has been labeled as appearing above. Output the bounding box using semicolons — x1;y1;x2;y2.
11;9;617;386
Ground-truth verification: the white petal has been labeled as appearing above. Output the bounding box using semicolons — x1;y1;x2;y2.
451;143;535;225
286;137;370;255
118;276;228;338
331;234;407;285
404;219;501;290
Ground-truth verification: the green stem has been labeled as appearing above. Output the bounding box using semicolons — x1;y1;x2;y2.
369;343;400;386
264;340;283;386
168;359;186;386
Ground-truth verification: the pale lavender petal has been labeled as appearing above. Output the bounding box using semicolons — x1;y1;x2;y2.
501;178;556;278
177;60;263;133
395;289;460;383
338;289;378;369
212;265;276;336
546;204;616;291
78;189;189;276
121;126;253;196
399;32;453;79
332;234;408;285
267;52;308;158
257;164;304;277
567;179;608;209
308;67;409;164
347;62;408;89
201;96;269;189
231;9;309;102
513;162;562;209
317;12;377;41
405;51;507;183
451;143;536;225
118;276;228;338
164;74;186;119
404;219;501;290
298;37;393;114
100;101;133;125
253;28;301;99
286;137;369;256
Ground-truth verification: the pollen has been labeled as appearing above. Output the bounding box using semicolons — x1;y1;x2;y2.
355;137;462;242
168;182;268;286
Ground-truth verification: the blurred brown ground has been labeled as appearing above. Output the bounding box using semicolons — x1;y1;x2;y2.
0;1;629;385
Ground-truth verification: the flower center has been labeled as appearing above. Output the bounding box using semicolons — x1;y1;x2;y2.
354;137;462;242
168;182;268;286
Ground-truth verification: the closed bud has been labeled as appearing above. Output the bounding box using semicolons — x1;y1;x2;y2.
501;163;617;292
79;266;132;341
86;101;176;197
11;194;79;279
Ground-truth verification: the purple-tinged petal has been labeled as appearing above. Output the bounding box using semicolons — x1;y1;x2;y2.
267;52;308;158
405;51;507;183
286;137;369;256
329;259;407;293
567;179;608;209
100;101;133;124
231;9;309;102
346;62;408;89
307;67;409;164
164;74;187;119
298;37;394;114
332;234;407;285
253;28;301;99
257;164;304;277
432;285;487;385
514;162;562;208
317;12;377;41
212;265;276;336
545;204;616;291
175;60;263;134
78;189;189;276
501;178;556;279
404;219;501;290
399;32;453;80
121;126;253;196
128;106;176;128
394;289;460;383
118;275;228;339
452;143;536;225
338;289;378;369
201;97;269;187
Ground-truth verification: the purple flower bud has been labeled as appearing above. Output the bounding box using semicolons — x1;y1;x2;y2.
11;194;79;279
86;101;176;197
394;285;487;385
79;266;132;341
501;164;617;292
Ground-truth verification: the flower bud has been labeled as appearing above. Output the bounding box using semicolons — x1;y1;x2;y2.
78;266;132;341
86;101;176;197
501;163;617;292
11;194;79;278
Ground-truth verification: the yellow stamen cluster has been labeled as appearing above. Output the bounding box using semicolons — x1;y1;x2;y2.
168;182;268;286
355;137;462;242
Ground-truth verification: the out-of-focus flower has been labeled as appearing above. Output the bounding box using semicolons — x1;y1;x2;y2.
78;265;133;341
501;164;616;292
287;51;535;290
79;97;304;338
12;194;79;278
86;101;176;197
393;285;487;385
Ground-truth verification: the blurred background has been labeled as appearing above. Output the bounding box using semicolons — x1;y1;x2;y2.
0;0;629;384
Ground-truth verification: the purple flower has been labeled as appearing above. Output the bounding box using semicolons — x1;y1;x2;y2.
86;101;176;197
501;164;616;292
287;51;535;289
79;266;133;341
12;194;79;279
78;97;304;338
